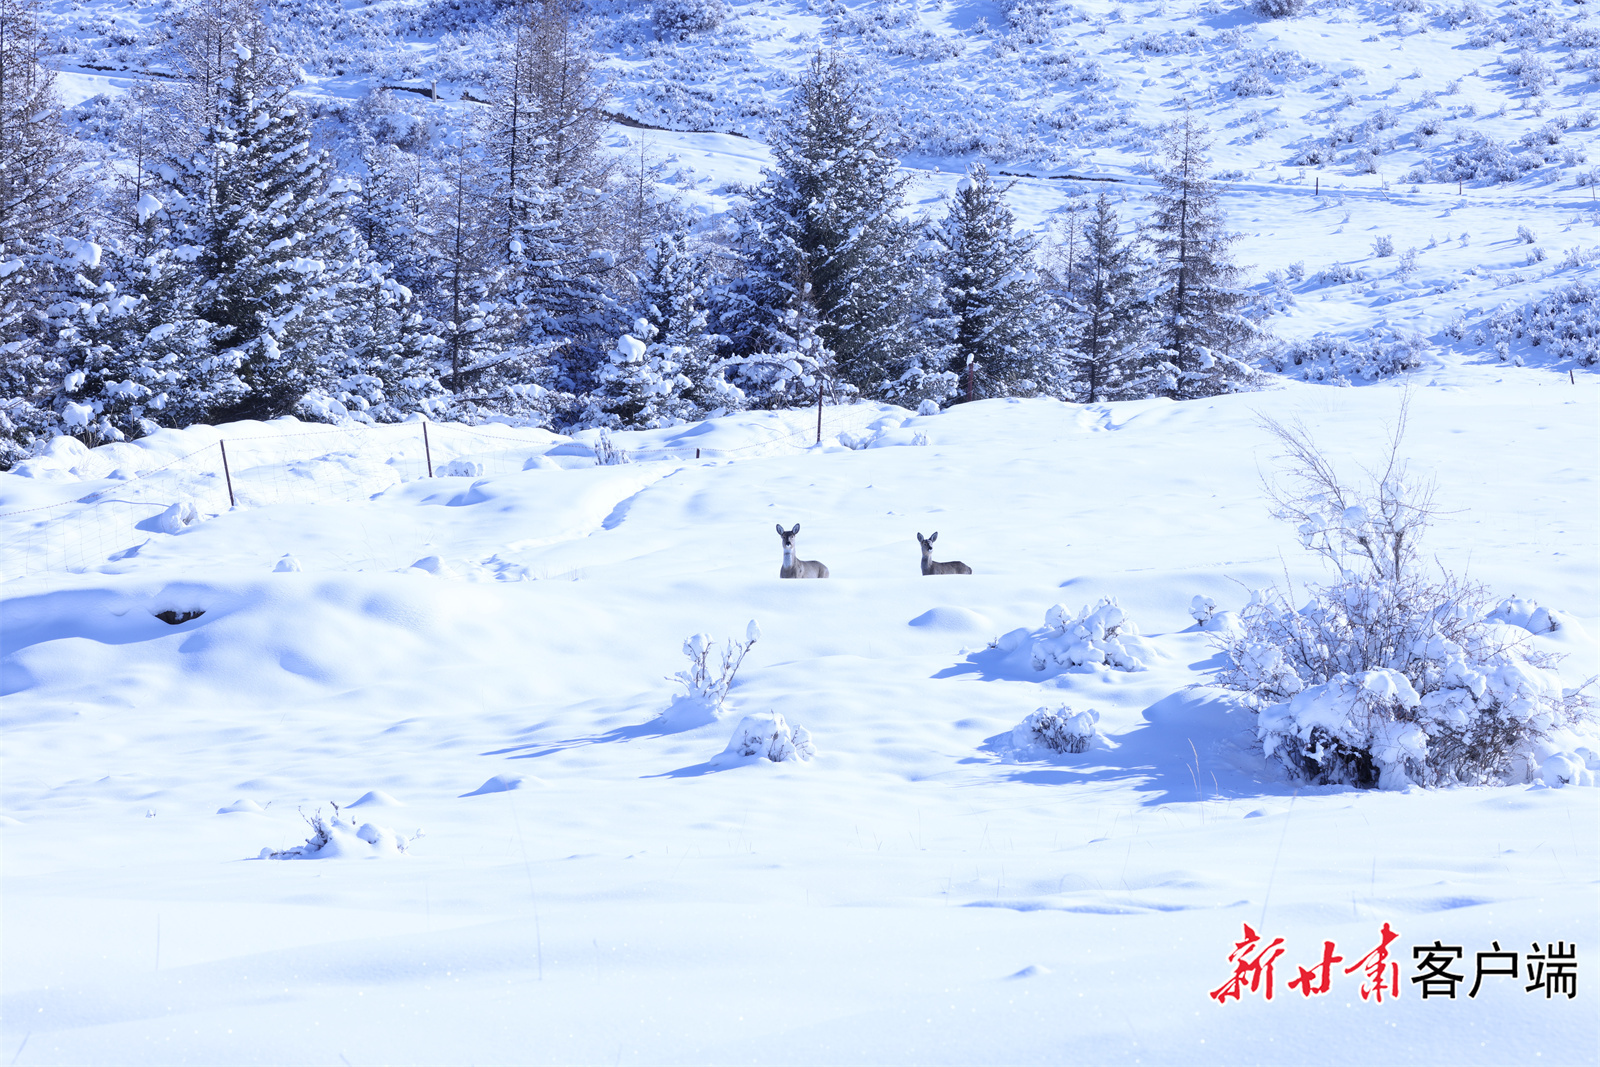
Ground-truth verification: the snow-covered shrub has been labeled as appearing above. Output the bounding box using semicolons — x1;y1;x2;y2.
722;710;814;763
1317;262;1366;286
917;398;940;416
675;621;760;712
262;804;418;859
1028;598;1148;672
1265;328;1430;382
838;430;874;450
593;429;629;466
1486;282;1600;365
652;0;730;38
1517;224;1538;244
1436;133;1539;184
437;458;484;478
1218;410;1594;788
1011;705;1101;755
1222;581;1591;788
1371;234;1395;258
1503;48;1554;94
1229;69;1275;97
1190;594;1241;633
1251;0;1305;18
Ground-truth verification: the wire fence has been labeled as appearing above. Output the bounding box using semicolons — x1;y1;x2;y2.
0;404;897;582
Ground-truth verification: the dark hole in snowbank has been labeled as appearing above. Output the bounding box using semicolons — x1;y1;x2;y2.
153;609;205;626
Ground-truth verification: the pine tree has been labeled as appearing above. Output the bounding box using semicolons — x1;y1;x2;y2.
484;0;619;400
161;28;372;422
48;197;238;443
1060;193;1153;403
934;163;1059;401
732;52;942;404
0;0;88;249
354;125;435;303
0;0;93;464
591;227;741;427
1146;113;1255;399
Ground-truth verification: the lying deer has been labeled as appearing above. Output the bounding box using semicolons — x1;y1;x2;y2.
917;532;972;575
776;523;829;578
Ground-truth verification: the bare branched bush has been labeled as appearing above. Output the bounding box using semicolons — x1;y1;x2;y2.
593;428;629;465
1214;398;1593;788
1259;397;1437;580
676;621;760;711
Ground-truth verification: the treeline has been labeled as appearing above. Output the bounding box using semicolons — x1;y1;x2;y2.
0;0;1259;467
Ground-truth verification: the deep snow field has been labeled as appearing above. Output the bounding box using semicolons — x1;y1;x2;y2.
6;0;1600;1063
3;373;1597;1065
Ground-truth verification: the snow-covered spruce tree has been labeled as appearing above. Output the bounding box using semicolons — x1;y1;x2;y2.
1146;113;1256;399
1214;401;1593;789
932;163;1062;401
45;197;238;444
1059;193;1154;403
320;272;446;424
729;52;947;405
0;0;94;464
158;19;376;423
0;0;88;249
353;125;436;307
588;227;740;428
482;0;620;403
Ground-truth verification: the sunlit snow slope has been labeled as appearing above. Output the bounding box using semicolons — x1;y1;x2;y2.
3;381;1597;1065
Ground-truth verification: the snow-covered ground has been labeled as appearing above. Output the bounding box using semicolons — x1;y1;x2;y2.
4;371;1597;1063
6;0;1599;1062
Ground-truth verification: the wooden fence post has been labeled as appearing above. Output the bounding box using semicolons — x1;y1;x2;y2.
219;441;236;507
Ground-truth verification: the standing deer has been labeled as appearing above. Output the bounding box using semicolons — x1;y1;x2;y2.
776;523;829;578
917;532;972;575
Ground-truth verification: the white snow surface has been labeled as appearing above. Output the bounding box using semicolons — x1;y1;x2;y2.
8;0;1600;1060
3;379;1597;1064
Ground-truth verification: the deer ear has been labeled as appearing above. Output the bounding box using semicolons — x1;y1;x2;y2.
930;532;938;542
775;523;785;535
791;524;800;535
916;532;923;541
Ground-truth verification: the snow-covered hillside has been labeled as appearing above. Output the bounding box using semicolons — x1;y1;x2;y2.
43;0;1600;370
